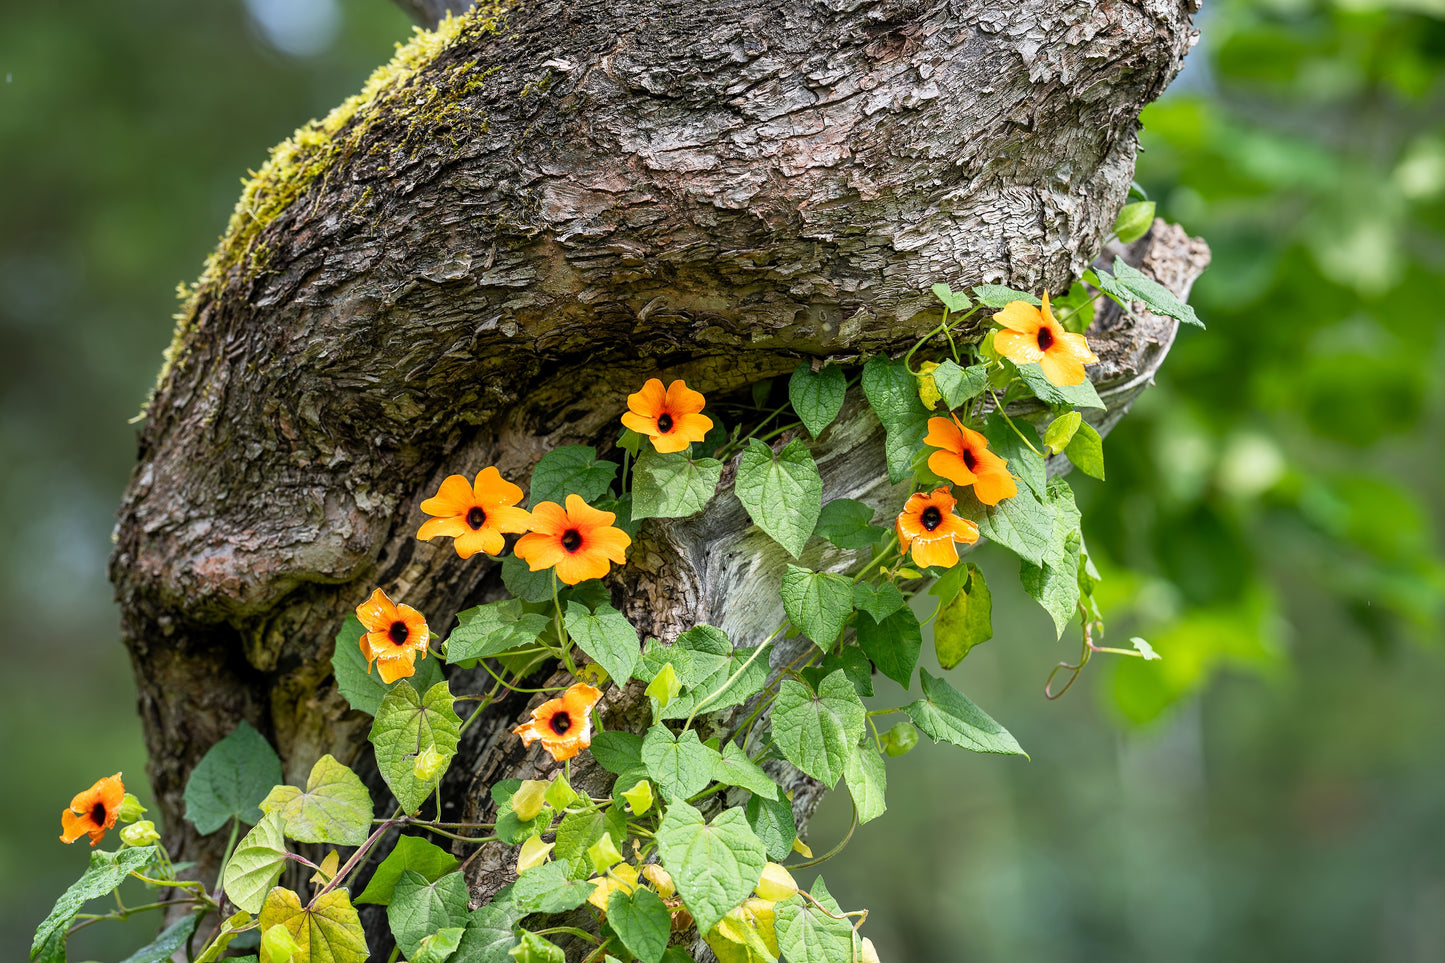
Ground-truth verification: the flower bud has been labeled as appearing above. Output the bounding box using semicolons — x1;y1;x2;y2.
509;780;549;822
588;832;625;874
754;862;798;901
882;721;920;757
516;834;554;874
1113;201;1156;243
116;793;147;824
119;820;160;848
621;779;653;816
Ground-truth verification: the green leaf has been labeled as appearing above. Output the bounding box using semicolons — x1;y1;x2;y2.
1013;361;1106;410
930;282;972;312
389;870;469;959
356;835;460;906
118;912;202;963
1131;636;1163;660
511;931;565;963
529;445;618;505
1065;421;1105;479
657;800;767;934
1020;478;1084;638
770;671;866;787
632;449;724;520
554;807;627;863
861;355;931;483
31;846;157;962
590;730;646;776
735;438;823;558
259;754;373;846
788;363;848;438
500;554;555;603
512;861;591;914
221;813;288;914
446;600;551;664
608;886;672;963
903;669;1026;755
642;725;720;799
183;720;282;834
813;498;884;550
711;742;780;800
931;360;989;410
370;681;462;814
453;891;523;962
1098;256;1203;327
852;581;905;624
775;879;859;963
1043;410;1083;454
564;602;640;689
802;646;874;698
842;741;887;824
854;605;923;688
1113;200;1156;243
413;927;466;963
745;794;797;861
259;887;368;963
333;614;444;716
934;563;992;669
972;284;1041;308
661;643;772;721
780;564;854;651
959;484;1054;566
981;412;1045;500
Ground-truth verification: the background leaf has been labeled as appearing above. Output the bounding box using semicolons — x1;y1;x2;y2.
788;363;848;438
528;445;619;505
183;720;282;834
735;438;823;557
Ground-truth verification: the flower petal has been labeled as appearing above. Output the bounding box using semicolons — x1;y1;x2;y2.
621;410;658;436
1061;331;1099;364
664;379;707;415
525;501;570;536
1038;351;1086;387
376;654;417;684
972;466;1018;505
417;516;469;541
555;550;612;585
421;475;478;517
515;531;567;572
356;589;398;633
474;466;525;507
923;416;965;453
649;431;692;454
627;379;668;418
563;494;617;529
928;449;977;487
994;329;1045;365
454;527;505;559
993;301;1042;333
584;526;631;564
910;534;961;569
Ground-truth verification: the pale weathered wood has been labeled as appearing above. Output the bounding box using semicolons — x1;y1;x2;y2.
110;0;1205;950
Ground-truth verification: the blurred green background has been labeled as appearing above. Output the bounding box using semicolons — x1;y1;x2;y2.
2;0;1441;959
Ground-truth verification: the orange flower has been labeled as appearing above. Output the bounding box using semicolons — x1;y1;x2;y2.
418;467;532;559
355;588;431;684
924;416;1018;505
895;488;979;569
513;683;604;762
621;379;713;454
992;292;1099;387
513;494;631;585
60;772;125;846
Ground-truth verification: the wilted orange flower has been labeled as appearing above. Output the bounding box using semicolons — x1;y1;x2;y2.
992;292;1099;387
924;416;1018;505
621;378;713;454
513;683;604;762
417;467;531;559
355;588;431;684
60;772;124;846
514;494;630;585
895;488;979;569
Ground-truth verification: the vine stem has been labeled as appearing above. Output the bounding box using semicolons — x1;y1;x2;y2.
786;799;859;870
683;623;786;730
313;815;400;906
852;535;899;584
987;390;1044;457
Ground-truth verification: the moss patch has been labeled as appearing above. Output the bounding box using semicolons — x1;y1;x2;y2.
155;4;508;398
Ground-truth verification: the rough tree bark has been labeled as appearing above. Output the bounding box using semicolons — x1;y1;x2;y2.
111;0;1207;952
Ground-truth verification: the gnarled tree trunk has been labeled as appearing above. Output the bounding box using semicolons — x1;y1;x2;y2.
111;0;1207;952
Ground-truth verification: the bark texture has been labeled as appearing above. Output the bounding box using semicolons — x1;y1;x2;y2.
111;0;1206;946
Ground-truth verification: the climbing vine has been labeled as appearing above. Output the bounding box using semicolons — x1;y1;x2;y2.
33;200;1201;963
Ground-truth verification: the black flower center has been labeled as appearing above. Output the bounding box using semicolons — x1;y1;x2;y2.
550;712;573;735
1037;326;1055;351
656;413;674;433
962;449;978;471
388;621;410;645
466;506;487;530
920;506;943;532
561;529;583;552
90;802;107;825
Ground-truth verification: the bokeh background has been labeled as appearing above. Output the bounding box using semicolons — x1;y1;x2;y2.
2;0;1442;959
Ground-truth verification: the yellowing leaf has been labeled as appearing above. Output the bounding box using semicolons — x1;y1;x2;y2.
258;887;367;963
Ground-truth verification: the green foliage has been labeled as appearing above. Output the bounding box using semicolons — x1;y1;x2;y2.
1065;421;1105;479
608;887;672;963
780;564;854;651
117;913;202;963
657;801;767;934
972;284;1041;308
388;870;468;959
1091;257;1204;328
735;438;824;557
356;836;459;906
843;740;888;824
183;720;282;834
934;563;992;668
788;363;848;437
855;606;923;688
642;726;720;799
221;814;288;915
861;354;931;482
632;449;723;520
446;600;550;664
259;754;373;846
258;887;368;963
1013;361;1106;410
904;670;1026;756
775;879;860;963
1019;479;1084;639
370;681;461;814
564;602;641;689
512;862;591;914
931;359;989;410
528;445;618;505
813;498;885;550
32;847;157;962
771;671;867;788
